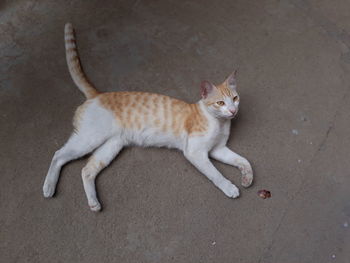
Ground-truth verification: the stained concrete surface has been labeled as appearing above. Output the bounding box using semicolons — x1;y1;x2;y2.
1;0;350;262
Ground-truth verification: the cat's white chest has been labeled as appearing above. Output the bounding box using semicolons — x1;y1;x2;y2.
201;119;231;151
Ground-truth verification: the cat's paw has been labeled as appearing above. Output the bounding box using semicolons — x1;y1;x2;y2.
241;173;253;188
43;183;55;198
89;200;101;212
221;182;240;198
238;162;253;188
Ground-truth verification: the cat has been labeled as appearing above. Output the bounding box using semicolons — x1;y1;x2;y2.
43;23;253;212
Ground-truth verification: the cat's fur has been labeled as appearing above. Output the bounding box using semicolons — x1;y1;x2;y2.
43;23;253;211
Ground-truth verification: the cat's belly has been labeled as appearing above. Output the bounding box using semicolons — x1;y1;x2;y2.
122;128;185;150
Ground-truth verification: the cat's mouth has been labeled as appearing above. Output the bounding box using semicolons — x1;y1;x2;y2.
225;114;236;119
227;111;238;119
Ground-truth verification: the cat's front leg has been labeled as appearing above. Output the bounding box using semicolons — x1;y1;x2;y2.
184;150;239;198
210;146;253;187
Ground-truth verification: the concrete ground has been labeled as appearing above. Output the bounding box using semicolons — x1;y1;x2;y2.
1;0;350;262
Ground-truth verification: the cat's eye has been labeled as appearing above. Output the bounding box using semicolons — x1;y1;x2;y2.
217;101;225;106
233;96;239;102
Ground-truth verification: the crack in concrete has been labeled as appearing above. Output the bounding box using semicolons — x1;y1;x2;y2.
314;88;348;153
1;53;23;61
317;124;333;152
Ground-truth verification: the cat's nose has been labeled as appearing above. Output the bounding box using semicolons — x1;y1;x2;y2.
229;109;236;115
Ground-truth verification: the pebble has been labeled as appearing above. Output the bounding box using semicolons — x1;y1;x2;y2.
292;129;299;135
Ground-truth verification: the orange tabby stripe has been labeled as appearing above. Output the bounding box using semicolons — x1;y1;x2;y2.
98;92;208;136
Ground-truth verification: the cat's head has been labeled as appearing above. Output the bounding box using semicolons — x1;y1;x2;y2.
200;71;240;119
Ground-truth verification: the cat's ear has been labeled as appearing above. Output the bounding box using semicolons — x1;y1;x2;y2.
200;81;215;99
225;70;237;90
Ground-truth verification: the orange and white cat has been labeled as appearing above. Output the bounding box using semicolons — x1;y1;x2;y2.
43;23;253;211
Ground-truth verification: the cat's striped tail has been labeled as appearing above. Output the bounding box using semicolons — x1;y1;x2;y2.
64;23;99;99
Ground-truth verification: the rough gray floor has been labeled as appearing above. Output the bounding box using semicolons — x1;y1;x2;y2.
1;0;350;262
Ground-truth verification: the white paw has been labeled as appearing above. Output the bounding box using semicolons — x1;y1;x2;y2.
89;200;101;212
43;183;55;198
221;182;240;198
239;163;253;188
241;171;253;188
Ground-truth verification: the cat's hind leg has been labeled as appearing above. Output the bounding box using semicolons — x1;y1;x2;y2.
43;99;116;198
43;132;108;198
210;146;253;187
81;136;123;212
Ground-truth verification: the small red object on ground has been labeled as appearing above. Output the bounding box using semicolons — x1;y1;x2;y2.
257;190;271;199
